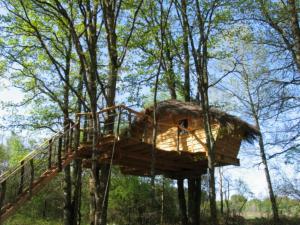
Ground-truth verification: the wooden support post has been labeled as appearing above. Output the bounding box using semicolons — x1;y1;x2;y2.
128;112;132;137
57;136;62;171
29;159;34;197
64;127;69;154
142;123;147;142
75;122;80;152
98;113;102;138
177;128;180;153
0;180;7;224
69;124;73;152
48;139;52;169
18;160;25;195
83;114;88;143
88;114;93;141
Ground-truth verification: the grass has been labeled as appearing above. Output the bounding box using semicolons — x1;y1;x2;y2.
5;214;62;225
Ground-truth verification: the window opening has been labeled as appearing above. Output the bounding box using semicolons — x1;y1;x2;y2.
178;119;189;135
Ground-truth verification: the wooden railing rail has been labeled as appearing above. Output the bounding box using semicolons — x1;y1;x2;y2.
0;122;78;220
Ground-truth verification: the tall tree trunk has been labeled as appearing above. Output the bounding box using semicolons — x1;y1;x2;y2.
219;168;224;216
188;179;196;225
182;0;190;102
100;2;119;224
164;43;177;100
179;1;196;224
177;179;188;225
64;149;72;225
63;38;72;225
188;179;201;225
160;178;165;225
245;72;280;224
288;0;300;71
195;178;201;225
254;117;280;224
198;42;217;225
72;75;84;225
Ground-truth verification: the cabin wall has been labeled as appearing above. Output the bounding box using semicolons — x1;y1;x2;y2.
131;114;220;153
128;112;244;167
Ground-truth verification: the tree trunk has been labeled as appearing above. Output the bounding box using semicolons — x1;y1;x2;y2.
164;43;177;100
188;179;196;225
182;0;190;102
100;2;119;224
198;43;218;225
72;159;82;225
160;178;165;225
89;176;96;225
219;168;224;216
72;77;84;225
177;1;192;221
177;179;188;225
246;72;280;225
255;118;280;224
225;180;230;218
64;164;72;225
288;0;300;71
188;178;201;225
195;178;201;225
63;41;73;225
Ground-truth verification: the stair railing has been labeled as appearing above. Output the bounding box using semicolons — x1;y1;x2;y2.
0;121;78;219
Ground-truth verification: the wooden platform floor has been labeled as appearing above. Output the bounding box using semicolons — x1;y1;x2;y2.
77;136;212;179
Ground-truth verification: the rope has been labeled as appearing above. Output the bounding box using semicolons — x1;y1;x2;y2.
101;106;122;212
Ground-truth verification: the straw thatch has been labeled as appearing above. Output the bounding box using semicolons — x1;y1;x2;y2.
138;99;260;143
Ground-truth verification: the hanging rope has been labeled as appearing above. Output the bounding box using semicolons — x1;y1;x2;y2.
101;106;122;212
150;0;166;188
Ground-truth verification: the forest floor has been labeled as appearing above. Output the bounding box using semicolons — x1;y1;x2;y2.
200;216;300;225
5;216;300;225
5;214;300;225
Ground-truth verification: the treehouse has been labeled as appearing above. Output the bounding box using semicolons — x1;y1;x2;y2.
0;100;259;222
78;100;259;179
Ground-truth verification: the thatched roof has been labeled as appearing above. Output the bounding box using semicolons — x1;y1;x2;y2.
142;99;260;143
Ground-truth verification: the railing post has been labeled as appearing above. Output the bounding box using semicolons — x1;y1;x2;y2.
18;160;25;195
48;139;52;169
116;107;122;137
74;119;80;152
57;135;62;171
98;112;102;138
29;159;34;197
0;180;6;223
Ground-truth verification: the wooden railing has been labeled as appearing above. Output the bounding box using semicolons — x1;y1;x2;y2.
0;122;78;221
75;105;144;141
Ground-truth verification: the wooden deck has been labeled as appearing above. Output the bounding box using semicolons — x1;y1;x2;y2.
76;135;239;179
